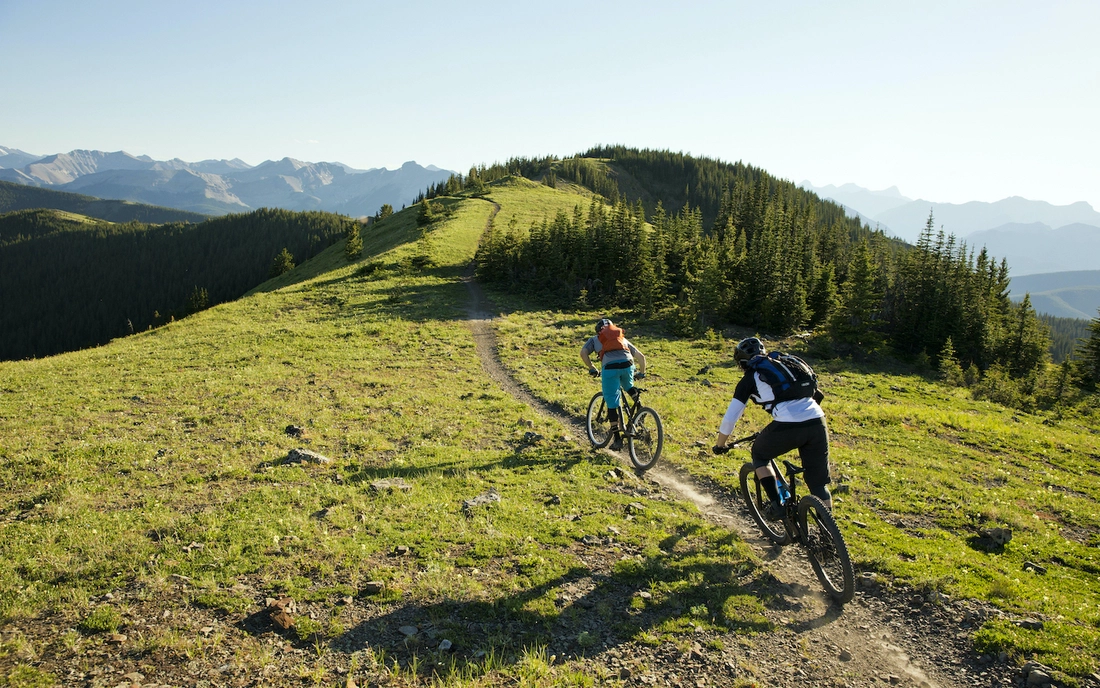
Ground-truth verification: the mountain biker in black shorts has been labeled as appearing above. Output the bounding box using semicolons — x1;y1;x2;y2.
711;337;831;520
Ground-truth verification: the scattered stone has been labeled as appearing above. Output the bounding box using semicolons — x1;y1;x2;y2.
370;478;412;494
851;520;868;528
182;541;204;553
839;649;853;661
1016;618;1044;631
606;468;624;480
169;574;191;584
361;581;385;595
439;639;453;651
1023;561;1047;575
398;625;418;637
981;527;1013;546
340;596;354;605
522;431;544;443
270;609;294;630
200;626;214;635
626;502;646;514
346;678;358;688
393;545;412;556
106;633;127;645
462;488;501;517
833;484;850;494
285;424;305;437
1027;669;1052;686
620;667;633;680
284;448;332;465
546;494;562;505
521;418;535;428
124;673;144;683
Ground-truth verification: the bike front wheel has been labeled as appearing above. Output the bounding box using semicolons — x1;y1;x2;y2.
738;462;792;546
797;495;855;604
626;407;663;471
586;392;613;448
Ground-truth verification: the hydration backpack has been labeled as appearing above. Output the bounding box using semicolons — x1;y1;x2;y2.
748;351;819;407
597;324;627;360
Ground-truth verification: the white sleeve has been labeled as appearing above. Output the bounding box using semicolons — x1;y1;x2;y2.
718;397;747;436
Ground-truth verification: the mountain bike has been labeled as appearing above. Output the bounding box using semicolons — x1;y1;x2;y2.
730;432;855;604
585;385;664;471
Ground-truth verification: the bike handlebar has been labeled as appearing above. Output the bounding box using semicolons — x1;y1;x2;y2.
730;432;760;446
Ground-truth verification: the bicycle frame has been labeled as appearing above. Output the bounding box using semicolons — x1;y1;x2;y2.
731;434;804;540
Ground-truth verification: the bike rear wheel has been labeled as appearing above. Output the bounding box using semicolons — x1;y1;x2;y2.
585;392;613;448
626;406;663;471
797;495;855;604
738;462;792;546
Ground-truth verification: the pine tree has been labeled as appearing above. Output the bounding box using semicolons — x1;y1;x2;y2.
1076;307;1100;389
344;222;363;262
377;204;393;221
186;285;209;314
830;240;883;351
416;199;434;227
939;337;965;386
270;248;295;277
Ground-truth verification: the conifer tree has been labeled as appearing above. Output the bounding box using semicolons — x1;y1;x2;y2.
417;199;434;227
939;337;965;386
830;240;883;350
1079;307;1100;389
270;248;295;277
344;222;363;262
377;204;393;221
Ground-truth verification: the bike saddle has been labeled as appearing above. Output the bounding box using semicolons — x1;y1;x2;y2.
782;460;804;476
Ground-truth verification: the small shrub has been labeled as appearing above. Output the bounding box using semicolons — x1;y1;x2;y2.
79;605;121;634
2;664;57;688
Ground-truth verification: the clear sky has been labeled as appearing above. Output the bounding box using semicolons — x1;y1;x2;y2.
2;0;1097;208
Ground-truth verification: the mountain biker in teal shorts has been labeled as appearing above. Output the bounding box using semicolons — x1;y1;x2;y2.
580;318;647;451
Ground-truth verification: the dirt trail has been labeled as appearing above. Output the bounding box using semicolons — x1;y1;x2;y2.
462;233;1017;687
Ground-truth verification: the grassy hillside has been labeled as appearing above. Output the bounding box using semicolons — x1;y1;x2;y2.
0;181;765;686
490;303;1100;677
3;175;1099;685
0;180;209;224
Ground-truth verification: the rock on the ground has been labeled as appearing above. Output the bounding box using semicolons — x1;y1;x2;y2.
284;448;332;465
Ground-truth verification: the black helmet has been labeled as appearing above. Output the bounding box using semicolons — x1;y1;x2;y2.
734;337;765;369
595;318;612;334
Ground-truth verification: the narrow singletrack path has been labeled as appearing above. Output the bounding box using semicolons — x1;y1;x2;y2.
460;207;1017;687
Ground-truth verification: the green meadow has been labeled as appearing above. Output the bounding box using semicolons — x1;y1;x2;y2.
1;180;768;686
492;302;1100;678
2;176;1098;685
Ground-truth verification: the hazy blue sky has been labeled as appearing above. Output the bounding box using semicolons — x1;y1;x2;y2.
2;1;1097;208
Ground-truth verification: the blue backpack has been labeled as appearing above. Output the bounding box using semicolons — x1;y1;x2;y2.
747;351;820;408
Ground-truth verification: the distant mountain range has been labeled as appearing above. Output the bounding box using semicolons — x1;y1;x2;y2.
801;181;1100;277
1007;270;1100;320
0;147;453;217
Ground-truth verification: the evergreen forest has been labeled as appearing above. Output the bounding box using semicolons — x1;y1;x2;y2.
0;207;352;360
422;147;1093;404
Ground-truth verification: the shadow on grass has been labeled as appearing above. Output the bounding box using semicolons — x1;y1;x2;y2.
321;534;774;678
339;442;589;487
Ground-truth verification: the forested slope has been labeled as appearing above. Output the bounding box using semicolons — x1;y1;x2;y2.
0;208;353;360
